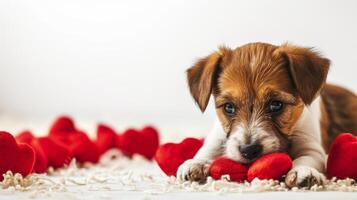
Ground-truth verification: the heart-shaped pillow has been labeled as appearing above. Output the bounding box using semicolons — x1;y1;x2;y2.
96;124;117;155
327;133;357;180
69;131;100;163
155;138;203;176
37;136;73;168
48;116;100;163
49;116;76;135
209;157;248;181
0;131;35;180
136;126;160;159
210;153;292;182
247;153;292;182
16;131;49;173
116;126;160;160
48;115;78;144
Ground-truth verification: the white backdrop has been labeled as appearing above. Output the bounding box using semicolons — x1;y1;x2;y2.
0;0;356;135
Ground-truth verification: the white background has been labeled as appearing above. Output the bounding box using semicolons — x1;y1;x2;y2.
0;0;356;135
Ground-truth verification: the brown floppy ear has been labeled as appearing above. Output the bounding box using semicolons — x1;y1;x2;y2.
278;44;330;105
187;47;232;112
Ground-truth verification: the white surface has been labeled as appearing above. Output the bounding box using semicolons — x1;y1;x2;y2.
0;0;357;135
1;150;357;200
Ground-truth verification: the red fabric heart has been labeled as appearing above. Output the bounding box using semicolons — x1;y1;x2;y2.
15;131;34;144
49;116;76;135
116;129;138;157
96;124;117;155
327;133;357;180
116;126;160;160
16;131;49;173
137;126;160;160
37;136;73;168
247;153;292;182
69;131;100;163
51;131;100;164
49;116;99;163
0;131;35;180
209;153;292;182
210;157;249;182
155;138;203;176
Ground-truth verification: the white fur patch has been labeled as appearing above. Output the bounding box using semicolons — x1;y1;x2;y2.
293;96;322;142
289;97;326;172
225;123;247;162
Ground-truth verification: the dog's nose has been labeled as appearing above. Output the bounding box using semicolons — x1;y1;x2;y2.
239;144;262;160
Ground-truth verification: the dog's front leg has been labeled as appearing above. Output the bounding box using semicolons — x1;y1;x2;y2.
177;120;226;182
285;133;327;188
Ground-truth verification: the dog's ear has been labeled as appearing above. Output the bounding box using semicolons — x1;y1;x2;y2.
277;44;330;105
187;47;232;112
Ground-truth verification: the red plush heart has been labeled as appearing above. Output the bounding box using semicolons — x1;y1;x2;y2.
96;124;117;155
16;131;49;173
137;126;160;159
48;116;99;163
0;131;35;180
69;131;100;163
116;126;160;160
327;133;357;180
37;136;73;168
49;116;76;135
155;138;203;176
16;131;34;143
247;153;292;182
210;157;249;182
116;129;138;157
209;153;292;182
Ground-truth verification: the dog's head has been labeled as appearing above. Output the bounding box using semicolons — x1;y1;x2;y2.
187;43;329;163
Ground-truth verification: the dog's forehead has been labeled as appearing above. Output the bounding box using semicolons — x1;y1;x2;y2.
229;43;283;71
218;44;293;99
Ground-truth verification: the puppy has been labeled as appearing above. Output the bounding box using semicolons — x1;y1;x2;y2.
177;42;357;188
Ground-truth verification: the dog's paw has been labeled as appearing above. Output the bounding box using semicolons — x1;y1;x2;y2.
285;166;326;188
176;159;210;183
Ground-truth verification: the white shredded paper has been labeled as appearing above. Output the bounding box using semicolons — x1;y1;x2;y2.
1;149;357;199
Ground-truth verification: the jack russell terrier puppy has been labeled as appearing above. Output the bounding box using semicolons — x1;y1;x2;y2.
177;42;357;188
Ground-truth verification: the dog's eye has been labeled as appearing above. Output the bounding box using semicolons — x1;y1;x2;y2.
223;102;236;115
268;101;284;113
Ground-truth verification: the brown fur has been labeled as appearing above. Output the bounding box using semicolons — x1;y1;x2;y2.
187;47;232;112
320;84;357;151
276;44;330;104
